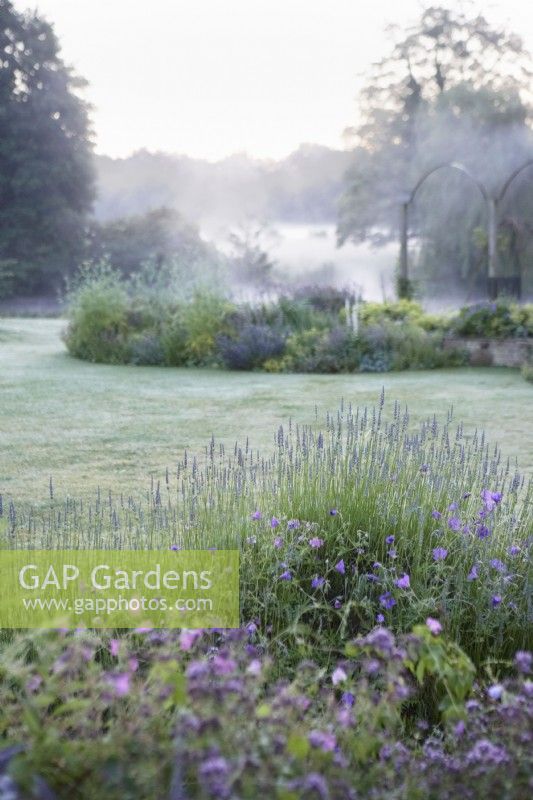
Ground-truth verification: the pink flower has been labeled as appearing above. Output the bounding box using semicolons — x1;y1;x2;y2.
426;617;442;636
107;672;131;697
332;667;347;686
109;638;120;657
179;629;203;651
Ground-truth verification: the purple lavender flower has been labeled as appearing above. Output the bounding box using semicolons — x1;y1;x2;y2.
251;510;262;520
426;617;442;635
309;537;324;549
490;558;506;573
432;547;448;562
385;534;395;545
395;573;410;590
448;516;461;531
270;516;280;528
477;524;491;539
431;510;442;520
311;576;325;589
279;570;292;581
491;594;502;607
379;591;396;609
335;559;345;575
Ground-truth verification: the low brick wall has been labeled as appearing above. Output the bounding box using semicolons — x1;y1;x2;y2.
443;337;532;368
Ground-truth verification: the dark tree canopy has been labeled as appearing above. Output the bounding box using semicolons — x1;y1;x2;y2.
338;5;533;298
0;0;94;297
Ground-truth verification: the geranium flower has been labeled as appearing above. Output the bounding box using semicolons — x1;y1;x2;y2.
395;573;410;589
432;547;448;562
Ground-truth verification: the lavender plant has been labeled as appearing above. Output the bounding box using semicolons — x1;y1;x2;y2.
1;397;531;665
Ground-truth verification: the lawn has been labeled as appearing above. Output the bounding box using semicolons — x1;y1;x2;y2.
0;317;532;506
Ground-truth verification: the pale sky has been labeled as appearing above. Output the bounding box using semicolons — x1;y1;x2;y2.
22;0;533;161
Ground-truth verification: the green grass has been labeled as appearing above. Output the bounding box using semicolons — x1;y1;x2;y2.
1;317;532;506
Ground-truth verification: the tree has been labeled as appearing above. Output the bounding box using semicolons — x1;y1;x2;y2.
86;207;213;276
0;0;94;297
338;5;533;298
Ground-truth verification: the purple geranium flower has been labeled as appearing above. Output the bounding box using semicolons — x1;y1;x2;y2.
448;516;461;531
273;536;283;549
385;534;395;545
309;537;324;549
508;545;520;556
432;547;448;562
379;591;396;609
491;595;502;607
335;559;345;575
467;564;479;581
251;510;262;520
329;508;338;516
287;519;300;530
448;502;458;511
376;613;385;623
270;517;280;528
481;489;503;511
395;573;410;590
279;570;292;581
311;576;325;589
477;524;491;539
431;510;442;520
490;558;506;574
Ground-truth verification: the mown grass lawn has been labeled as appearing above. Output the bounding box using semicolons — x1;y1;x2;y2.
1;317;532;505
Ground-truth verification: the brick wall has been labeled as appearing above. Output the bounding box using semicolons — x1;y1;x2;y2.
443;337;532;368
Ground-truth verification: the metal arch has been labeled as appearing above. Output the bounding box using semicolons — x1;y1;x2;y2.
497;158;533;204
407;161;489;206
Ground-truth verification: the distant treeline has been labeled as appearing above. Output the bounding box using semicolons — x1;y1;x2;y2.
94;145;352;226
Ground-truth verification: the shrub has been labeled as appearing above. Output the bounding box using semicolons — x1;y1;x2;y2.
160;311;189;366
271;327;361;373
128;332;165;366
179;291;236;364
452;301;533;339
216;324;285;370
63;265;131;364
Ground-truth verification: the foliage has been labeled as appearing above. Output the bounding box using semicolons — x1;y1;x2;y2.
452;300;533;338
217;324;285;370
63;265;130;364
0;0;94;297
